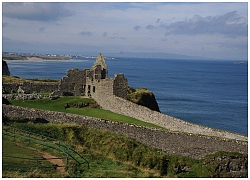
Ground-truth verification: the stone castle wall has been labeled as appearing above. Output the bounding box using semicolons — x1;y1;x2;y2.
113;74;128;99
86;77;114;98
2;105;247;159
84;73;128;99
59;69;88;96
2;82;58;94
92;93;247;142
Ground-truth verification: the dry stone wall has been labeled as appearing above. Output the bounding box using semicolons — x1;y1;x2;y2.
3;82;58;94
3;94;47;100
2;105;247;159
92;94;248;142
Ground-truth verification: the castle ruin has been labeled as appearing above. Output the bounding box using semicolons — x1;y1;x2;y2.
54;53;128;99
2;53;248;159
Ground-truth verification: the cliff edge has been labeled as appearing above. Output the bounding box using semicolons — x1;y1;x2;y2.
127;87;160;112
2;60;10;76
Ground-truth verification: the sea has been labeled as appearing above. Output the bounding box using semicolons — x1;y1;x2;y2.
6;57;248;136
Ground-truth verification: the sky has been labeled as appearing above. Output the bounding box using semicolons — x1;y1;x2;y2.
1;2;248;60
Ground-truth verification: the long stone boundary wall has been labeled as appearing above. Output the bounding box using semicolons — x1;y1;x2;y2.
92;94;248;142
3;105;247;159
3;82;58;94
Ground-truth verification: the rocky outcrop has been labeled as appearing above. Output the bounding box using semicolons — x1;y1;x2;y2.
2;60;10;76
202;152;248;178
127;87;160;112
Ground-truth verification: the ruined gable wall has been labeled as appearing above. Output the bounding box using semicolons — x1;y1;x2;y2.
113;74;128;99
59;69;88;96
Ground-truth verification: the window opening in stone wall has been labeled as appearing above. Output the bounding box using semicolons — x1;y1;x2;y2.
83;85;86;96
88;85;91;97
93;86;95;93
101;69;106;79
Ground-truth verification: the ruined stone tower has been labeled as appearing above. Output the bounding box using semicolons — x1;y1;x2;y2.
90;53;108;80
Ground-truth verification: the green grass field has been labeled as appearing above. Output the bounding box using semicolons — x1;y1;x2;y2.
2;75;59;83
9;96;162;129
2;139;64;178
2;122;163;178
3;117;247;178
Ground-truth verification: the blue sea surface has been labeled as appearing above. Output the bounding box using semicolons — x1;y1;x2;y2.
6;58;248;135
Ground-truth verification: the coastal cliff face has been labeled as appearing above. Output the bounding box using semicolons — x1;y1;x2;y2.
127;87;160;112
2;60;10;76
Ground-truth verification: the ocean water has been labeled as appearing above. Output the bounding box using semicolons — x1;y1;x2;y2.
6;58;248;135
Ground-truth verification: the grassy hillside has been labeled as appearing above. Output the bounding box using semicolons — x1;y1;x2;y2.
2;75;59;83
9;96;162;129
2;139;64;178
3;118;247;178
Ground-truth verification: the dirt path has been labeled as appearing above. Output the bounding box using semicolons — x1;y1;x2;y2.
16;143;65;173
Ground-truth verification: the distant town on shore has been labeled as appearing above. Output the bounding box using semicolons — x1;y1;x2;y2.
2;52;92;61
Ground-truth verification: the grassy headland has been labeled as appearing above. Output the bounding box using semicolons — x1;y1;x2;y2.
9;96;162;129
2;75;59;84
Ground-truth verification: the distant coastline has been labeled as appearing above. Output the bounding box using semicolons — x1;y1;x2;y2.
2;52;70;61
4;57;72;63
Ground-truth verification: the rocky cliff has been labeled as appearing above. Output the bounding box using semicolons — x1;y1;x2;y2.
2;60;10;76
127;87;160;112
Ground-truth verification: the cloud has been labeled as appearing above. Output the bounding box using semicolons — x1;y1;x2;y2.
110;33;125;40
162;11;247;37
2;2;247;60
102;31;125;39
156;18;162;24
79;31;92;37
133;25;141;31
218;42;248;50
3;22;8;28
2;36;11;41
2;2;74;22
39;27;46;32
145;25;156;30
103;32;108;37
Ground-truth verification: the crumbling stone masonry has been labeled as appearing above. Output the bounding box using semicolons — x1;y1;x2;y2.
54;53;128;99
2;82;58;94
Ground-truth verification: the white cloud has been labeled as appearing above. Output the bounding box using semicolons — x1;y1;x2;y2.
3;2;74;22
39;27;46;32
133;25;141;31
2;22;8;28
79;31;93;37
161;11;247;37
2;2;248;60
